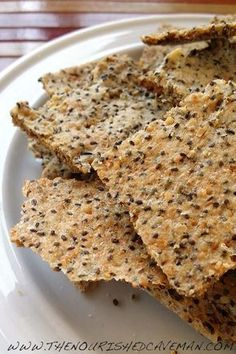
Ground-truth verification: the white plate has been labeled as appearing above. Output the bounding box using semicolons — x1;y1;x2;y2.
1;15;235;354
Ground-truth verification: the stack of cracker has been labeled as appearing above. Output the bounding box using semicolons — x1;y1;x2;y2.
10;16;236;343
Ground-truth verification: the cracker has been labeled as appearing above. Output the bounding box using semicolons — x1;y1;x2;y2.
139;41;208;73
94;80;236;297
41;155;96;184
39;61;97;96
41;158;96;292
11;177;164;289
142;39;236;99
142;18;236;45
11;177;236;343
28;138;51;160
212;15;236;26
150;270;236;343
11;55;171;173
42;156;80;180
31;62;98;159
138;45;173;72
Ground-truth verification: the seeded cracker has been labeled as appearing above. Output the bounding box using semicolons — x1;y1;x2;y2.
41;156;74;179
11;177;164;289
41;155;96;182
29;61;99;159
138;42;207;73
142;18;236;45
41;159;96;292
30;47;175;161
139;45;174;72
42;157;96;293
38;61;97;96
142;39;236;100
94;80;236;297
11;177;236;343
11;54;172;173
138;24;178;72
28;139;51;159
152;270;236;344
40;153;96;292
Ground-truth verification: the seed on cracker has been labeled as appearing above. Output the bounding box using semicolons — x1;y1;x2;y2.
94;80;236;297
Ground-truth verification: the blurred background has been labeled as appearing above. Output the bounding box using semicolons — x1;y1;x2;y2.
0;0;235;72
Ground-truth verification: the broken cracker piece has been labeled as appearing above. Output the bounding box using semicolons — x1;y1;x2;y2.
138;45;173;72
11;177;236;343
152;270;236;344
39;61;97;96
11;55;171;173
142;18;236;45
41;157;96;292
41;155;94;181
138;41;207;73
94;80;236;297
28;139;51;160
142;39;236;99
11;177;163;289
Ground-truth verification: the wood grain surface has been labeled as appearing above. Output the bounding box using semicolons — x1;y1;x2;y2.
0;0;235;71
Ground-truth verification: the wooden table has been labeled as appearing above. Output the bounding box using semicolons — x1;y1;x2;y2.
0;0;235;72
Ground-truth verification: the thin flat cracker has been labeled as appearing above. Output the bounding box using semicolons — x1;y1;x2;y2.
41;155;96;182
39;61;96;96
142;18;236;45
138;42;207;73
28;138;51;160
138;45;174;72
11;177;164;289
42;156;75;179
30;62;98;159
11;177;236;343
11;55;171;173
94;80;236;297
150;270;236;344
142;39;236;99
42;158;96;293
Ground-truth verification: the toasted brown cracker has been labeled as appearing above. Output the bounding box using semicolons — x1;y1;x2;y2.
41;158;96;292
11;177;164;289
94;80;236;297
31;62;99;158
142;18;236;45
29;152;95;292
41;156;83;180
28;139;51;160
212;15;236;26
42;157;72;179
138;25;178;72
39;61;97;97
138;42;207;73
142;40;236;99
11;177;236;343
151;270;236;343
11;55;171;173
138;45;173;72
28;139;76;178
